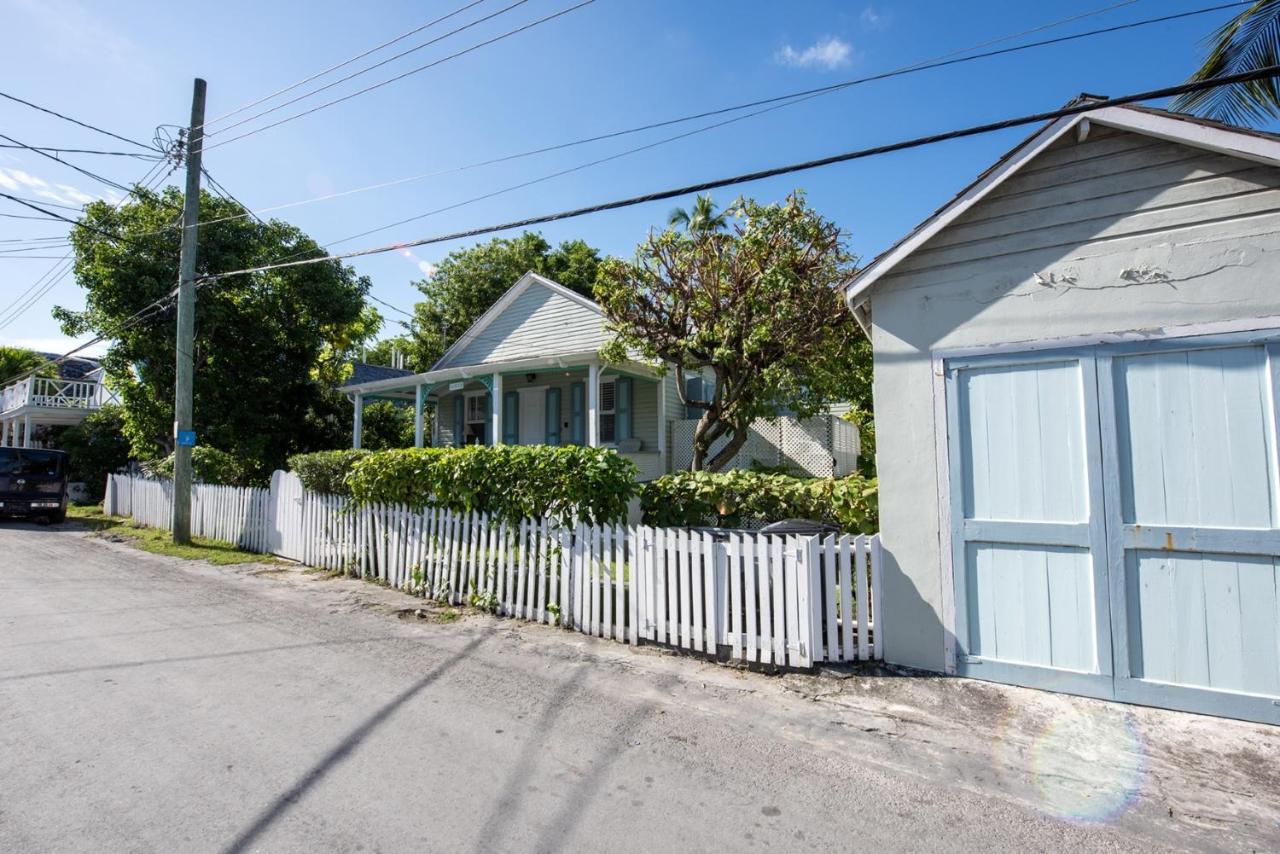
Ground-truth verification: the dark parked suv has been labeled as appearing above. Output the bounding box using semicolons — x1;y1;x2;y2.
0;448;68;523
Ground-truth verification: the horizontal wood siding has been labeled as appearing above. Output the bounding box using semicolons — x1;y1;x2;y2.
440;282;606;368
891;127;1280;279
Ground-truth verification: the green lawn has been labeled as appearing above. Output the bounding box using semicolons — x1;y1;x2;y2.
67;504;275;566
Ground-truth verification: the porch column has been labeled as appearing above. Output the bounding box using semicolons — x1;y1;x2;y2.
413;384;425;448
1;418;9;447
586;363;600;447
352;394;364;450
22;414;32;448
490;373;503;446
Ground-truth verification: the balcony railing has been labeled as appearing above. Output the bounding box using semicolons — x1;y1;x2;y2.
1;375;118;415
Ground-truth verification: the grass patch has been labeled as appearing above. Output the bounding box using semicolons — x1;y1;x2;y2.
67;504;274;566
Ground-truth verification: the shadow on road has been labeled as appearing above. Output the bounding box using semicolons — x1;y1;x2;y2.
470;664;588;853
220;633;488;854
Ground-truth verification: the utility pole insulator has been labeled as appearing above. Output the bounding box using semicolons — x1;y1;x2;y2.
171;78;205;544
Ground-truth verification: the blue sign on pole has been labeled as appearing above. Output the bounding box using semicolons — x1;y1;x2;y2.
176;430;197;448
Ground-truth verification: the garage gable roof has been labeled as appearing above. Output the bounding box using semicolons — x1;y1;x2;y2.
843;100;1280;310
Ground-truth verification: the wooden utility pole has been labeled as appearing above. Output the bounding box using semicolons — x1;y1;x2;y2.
172;78;206;544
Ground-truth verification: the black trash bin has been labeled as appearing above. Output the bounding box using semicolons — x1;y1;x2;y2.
757;518;840;537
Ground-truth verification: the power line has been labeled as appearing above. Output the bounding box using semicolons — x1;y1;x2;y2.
0;132;135;194
199;0;599;153
0;90;160;152
0;159;176;332
303;0;1249;253
0;143;162;159
0;195;91;212
204;0;534;138
194;66;1280;286
0;192;133;242
200;166;266;225
176;0;1244;237
202;0;491;128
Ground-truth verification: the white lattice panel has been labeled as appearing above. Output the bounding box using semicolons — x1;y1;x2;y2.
667;415;857;477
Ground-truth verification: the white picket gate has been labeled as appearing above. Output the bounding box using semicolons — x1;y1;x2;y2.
103;472;884;666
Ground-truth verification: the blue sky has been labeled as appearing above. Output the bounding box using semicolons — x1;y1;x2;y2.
0;0;1265;356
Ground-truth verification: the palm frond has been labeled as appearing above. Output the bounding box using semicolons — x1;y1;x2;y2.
1172;0;1280;125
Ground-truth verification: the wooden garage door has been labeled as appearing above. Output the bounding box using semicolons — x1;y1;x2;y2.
947;334;1280;724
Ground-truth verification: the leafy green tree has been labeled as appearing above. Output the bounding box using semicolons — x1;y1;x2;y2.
667;193;729;235
58;404;132;500
361;400;416;450
0;346;54;385
408;232;602;368
57;186;371;479
597;192;862;472
1174;0;1280;123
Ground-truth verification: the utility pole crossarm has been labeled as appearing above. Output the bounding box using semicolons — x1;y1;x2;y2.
172;78;206;544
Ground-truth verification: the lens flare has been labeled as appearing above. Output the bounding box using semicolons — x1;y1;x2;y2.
994;701;1146;823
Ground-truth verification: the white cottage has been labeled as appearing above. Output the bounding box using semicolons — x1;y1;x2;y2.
844;98;1280;724
341;271;859;481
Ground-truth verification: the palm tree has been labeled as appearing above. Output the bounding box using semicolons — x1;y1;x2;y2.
1173;0;1280;125
667;194;728;235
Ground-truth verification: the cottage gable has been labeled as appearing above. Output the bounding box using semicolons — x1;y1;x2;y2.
433;272;607;370
845;103;1280;316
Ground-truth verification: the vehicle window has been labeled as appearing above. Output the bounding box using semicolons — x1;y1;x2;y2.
0;450;18;476
18;451;63;477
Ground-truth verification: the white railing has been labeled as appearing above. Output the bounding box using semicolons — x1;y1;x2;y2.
1;376;118;414
104;472;883;666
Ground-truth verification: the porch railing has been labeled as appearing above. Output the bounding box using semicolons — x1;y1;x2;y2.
1;376;117;414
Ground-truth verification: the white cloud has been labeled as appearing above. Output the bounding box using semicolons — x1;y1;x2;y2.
774;36;853;71
861;6;889;29
0;166;99;207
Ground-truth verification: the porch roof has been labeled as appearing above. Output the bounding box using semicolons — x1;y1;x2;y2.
339;350;661;399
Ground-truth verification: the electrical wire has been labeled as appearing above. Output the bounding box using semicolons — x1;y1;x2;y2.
193;66;1280;286
0;143;162;159
0;159;176;332
175;0;1247;237
0;90;160;152
198;0;599;153
0;132;135;194
202;0;491;128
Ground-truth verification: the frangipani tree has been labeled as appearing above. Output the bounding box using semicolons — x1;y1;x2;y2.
596;192;863;471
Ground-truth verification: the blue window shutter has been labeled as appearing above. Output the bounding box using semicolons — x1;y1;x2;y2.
545;387;562;445
685;376;703;419
503;391;519;444
452;396;465;447
570;382;585;444
616;376;633;439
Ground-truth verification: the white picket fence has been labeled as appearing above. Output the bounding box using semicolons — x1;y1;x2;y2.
105;475;271;552
103;472;883;667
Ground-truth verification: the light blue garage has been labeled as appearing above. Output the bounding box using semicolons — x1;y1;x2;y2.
843;97;1280;724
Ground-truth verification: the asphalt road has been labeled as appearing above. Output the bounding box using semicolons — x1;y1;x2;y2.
1;523;1277;853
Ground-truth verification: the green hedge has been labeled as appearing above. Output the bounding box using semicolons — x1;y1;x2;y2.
287;449;370;496
640;470;878;534
345;445;639;526
141;446;249;486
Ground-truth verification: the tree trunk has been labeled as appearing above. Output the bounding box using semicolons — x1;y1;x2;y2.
704;421;749;472
689;410;728;471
